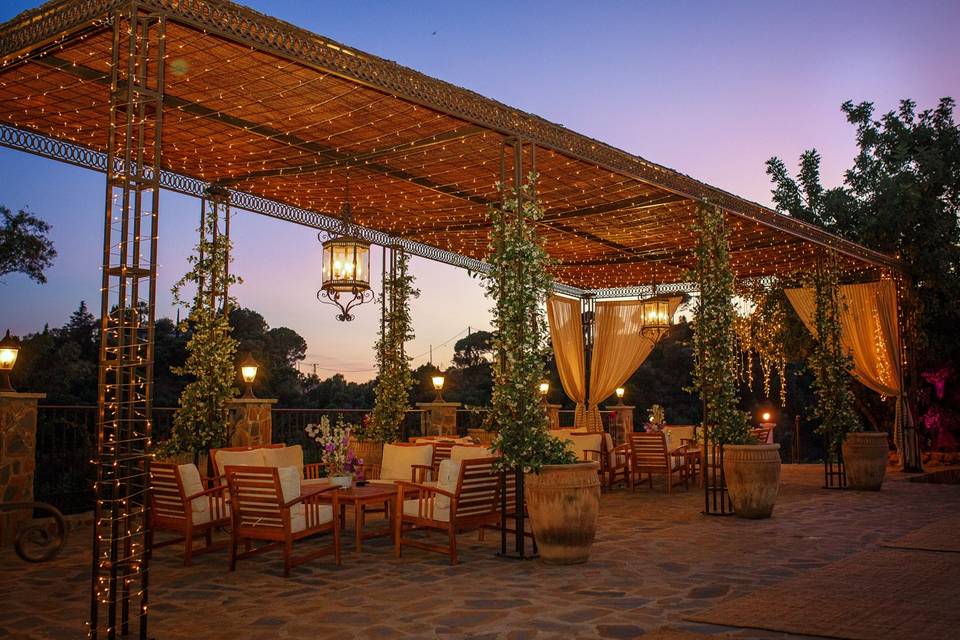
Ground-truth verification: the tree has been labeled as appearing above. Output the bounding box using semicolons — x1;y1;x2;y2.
0;206;56;283
452;330;493;368
766;98;960;368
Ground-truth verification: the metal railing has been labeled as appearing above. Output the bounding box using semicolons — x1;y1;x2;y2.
32;405;427;513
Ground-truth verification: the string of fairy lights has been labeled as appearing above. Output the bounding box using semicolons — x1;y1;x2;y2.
0;13;884;293
0;5;910;639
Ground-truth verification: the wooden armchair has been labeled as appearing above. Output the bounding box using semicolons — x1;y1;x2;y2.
225;465;340;577
149;462;230;566
626;432;688;493
752;426;773;444
394;457;502;565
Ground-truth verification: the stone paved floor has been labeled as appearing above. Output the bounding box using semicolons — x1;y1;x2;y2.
2;465;959;640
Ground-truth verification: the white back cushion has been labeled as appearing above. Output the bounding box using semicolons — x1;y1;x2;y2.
450;445;492;463
434;458;460;510
263;445;304;477
277;466;308;532
380;444;433;481
569;433;602;461
215;449;265;477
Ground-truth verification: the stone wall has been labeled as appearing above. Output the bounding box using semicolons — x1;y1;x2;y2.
227;398;277;448
0;392;45;546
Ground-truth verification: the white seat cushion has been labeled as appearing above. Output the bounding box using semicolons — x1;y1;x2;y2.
380;444;433;482
603;433;615;467
402;497;450;522
262;445;304;478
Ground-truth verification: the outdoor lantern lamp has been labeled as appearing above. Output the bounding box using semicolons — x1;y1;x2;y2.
639;296;672;342
0;330;19;392
432;374;445;402
615;387;625;401
538;380;550;397
239;352;259;398
317;175;374;321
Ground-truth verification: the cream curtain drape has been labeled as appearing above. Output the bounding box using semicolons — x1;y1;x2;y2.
785;281;908;459
586;297;683;431
546;295;587;427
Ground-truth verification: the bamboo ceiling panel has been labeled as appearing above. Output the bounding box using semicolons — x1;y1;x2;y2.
0;0;897;291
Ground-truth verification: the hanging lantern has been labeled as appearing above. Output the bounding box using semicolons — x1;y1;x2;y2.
640;297;671;342
317;179;374;321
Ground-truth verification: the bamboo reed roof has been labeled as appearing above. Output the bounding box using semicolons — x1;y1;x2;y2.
0;0;899;293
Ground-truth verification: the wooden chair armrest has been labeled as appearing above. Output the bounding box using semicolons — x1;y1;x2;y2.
410;464;434;482
395;481;457;500
284;485;339;509
184;484;227;502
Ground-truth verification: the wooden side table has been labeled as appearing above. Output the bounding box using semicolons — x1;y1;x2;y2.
309;483;396;552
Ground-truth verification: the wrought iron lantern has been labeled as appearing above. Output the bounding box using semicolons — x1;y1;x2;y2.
615;387;625;401
639;297;672;342
317;178;374;321
0;330;19;392
239;352;259;398
538;380;550;396
432;374;445;402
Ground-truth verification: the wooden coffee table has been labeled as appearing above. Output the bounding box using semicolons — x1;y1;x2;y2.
303;483;396;552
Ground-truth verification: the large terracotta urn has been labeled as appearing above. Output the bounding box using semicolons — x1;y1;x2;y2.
722;444;781;519
842;432;888;490
524;462;600;564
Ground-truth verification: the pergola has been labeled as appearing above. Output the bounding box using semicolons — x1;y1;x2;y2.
0;1;901;638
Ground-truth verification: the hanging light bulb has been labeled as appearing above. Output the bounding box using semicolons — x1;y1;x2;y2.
317;171;374;321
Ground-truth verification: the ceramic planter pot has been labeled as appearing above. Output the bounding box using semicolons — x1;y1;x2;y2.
722;444;781;519
842;432;888;490
524;462;600;564
328;474;353;489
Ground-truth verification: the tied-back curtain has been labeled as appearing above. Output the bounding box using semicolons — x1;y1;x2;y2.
587;297;683;431
546;295;586;427
785;281;906;457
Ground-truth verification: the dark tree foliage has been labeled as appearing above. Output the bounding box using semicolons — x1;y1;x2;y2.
229;307;307;406
767;98;960;368
0;205;56;283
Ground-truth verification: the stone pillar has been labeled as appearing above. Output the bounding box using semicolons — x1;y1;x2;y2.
416;402;460;437
226;398;278;447
605;403;635;446
546;403;561;429
0;392;45;547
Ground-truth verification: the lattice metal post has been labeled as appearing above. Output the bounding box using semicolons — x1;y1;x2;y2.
199;184;232;314
496;137;539;559
90;6;165;639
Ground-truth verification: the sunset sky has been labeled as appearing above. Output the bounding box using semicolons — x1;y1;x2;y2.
1;0;958;381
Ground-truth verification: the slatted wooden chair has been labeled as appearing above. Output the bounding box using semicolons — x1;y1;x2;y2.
225;465;340;577
149;462;230;566
394;457;503;565
626;432;688;493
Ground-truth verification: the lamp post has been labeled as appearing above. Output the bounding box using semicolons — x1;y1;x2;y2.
239;352;259;399
615;387;625;401
0;330;19;392
431;374;445;402
538;380;550;403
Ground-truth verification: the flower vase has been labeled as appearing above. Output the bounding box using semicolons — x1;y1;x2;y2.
329;474;353;489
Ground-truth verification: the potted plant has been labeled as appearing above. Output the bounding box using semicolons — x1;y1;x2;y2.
306;415;363;488
692;203;780;518
483;173;600;564
809;266;886;490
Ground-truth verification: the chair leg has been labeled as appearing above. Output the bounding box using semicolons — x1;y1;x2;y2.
229;533;238;572
204;529;213;549
667;471;672;494
394;514;403;559
478;527;485;541
283;539;293;578
448;525;458;566
184;529;194;567
333;520;342;566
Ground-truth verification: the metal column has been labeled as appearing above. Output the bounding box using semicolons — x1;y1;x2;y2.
90;6;164;639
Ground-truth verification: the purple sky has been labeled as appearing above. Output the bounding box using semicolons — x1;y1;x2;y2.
1;0;957;381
